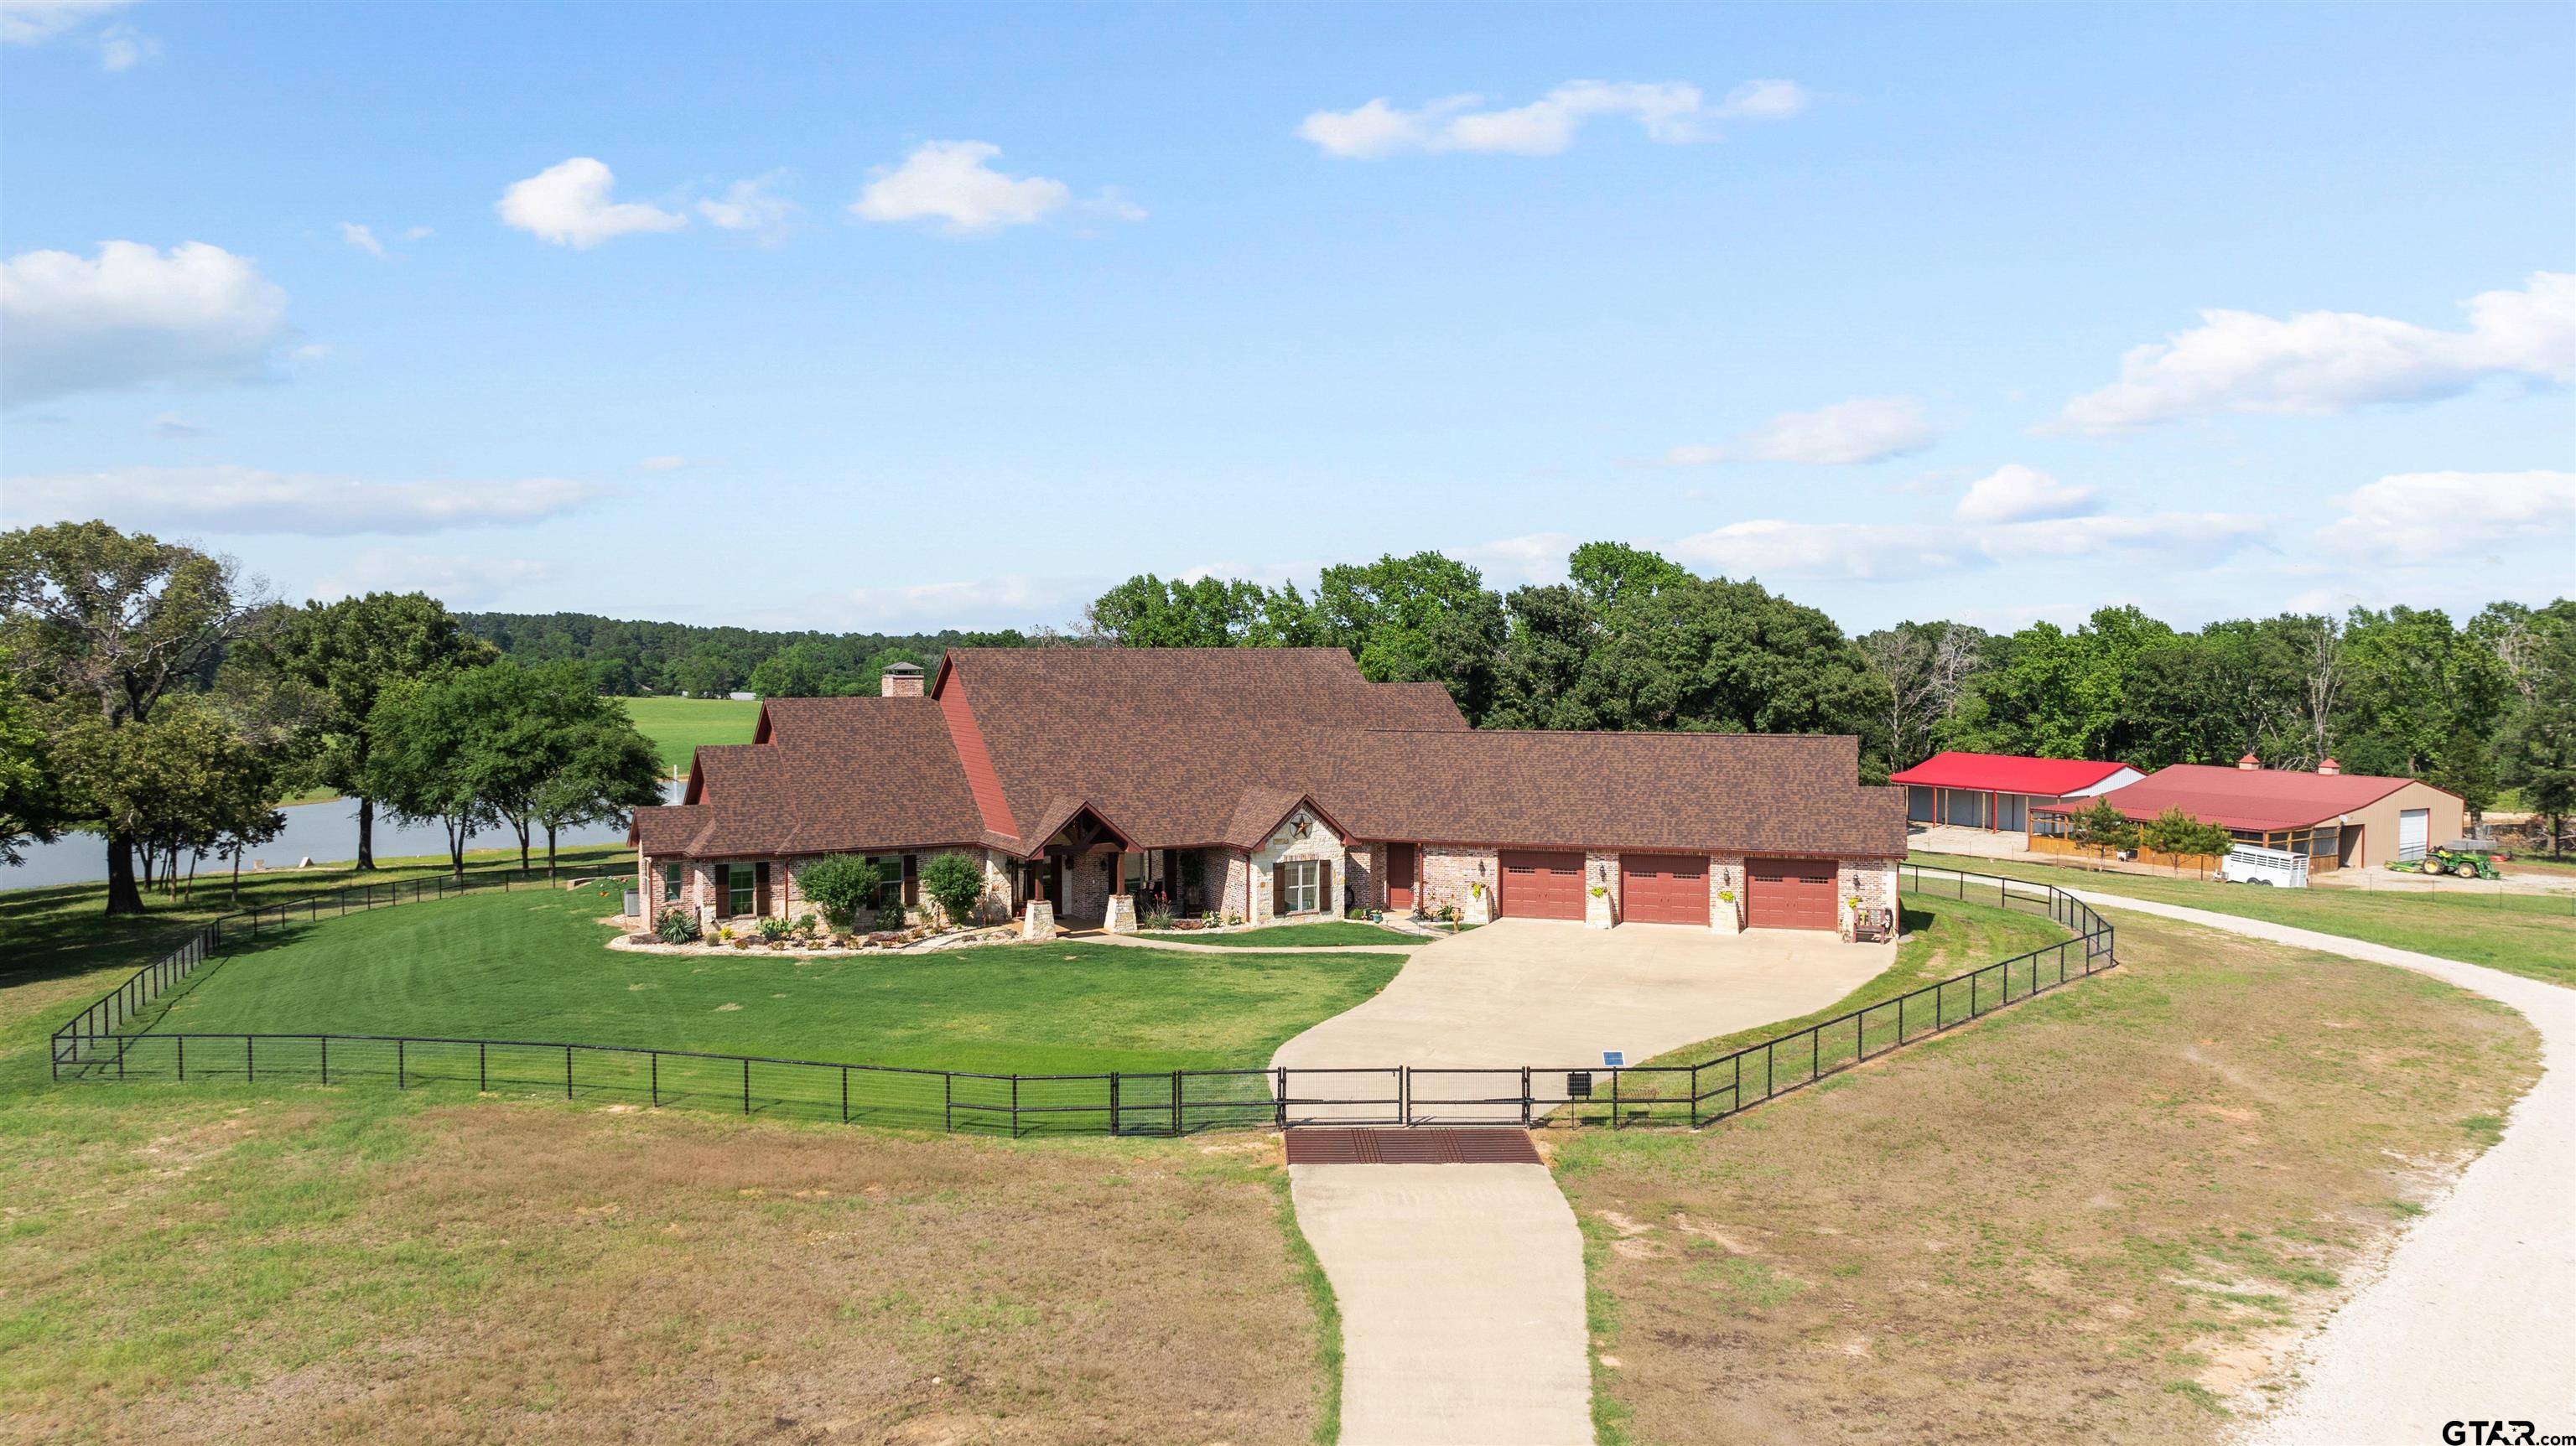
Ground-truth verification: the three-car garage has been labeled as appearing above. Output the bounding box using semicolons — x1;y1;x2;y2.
1490;849;1841;931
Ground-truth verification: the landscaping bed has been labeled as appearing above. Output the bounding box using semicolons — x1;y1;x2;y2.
1135;920;1426;949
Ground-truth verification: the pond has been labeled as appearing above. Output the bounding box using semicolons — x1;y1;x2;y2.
1;784;678;892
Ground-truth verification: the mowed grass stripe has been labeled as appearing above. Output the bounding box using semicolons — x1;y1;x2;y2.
132;885;1405;1077
1909;850;2576;986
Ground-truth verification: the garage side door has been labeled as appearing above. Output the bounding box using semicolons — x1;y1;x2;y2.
1746;857;1837;931
1498;851;1585;920
1619;854;1708;925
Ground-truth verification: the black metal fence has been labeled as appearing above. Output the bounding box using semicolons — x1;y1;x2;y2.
51;863;2115;1137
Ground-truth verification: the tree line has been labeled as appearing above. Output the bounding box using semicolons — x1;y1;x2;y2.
3;523;667;915
1078;542;2576;842
459;610;1025;698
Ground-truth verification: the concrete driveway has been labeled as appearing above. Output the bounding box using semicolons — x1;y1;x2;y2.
1271;919;1891;1122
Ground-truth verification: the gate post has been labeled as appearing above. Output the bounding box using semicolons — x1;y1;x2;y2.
1520;1065;1532;1127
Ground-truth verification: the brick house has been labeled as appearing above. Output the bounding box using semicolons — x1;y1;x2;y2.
631;649;1908;941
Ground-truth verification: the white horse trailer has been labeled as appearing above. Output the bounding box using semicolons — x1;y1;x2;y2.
2221;842;2310;888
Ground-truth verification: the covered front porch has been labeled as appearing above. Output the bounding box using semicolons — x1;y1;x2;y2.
1010;803;1249;929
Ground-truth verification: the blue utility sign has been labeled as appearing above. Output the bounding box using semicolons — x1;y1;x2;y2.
1602;1050;1625;1068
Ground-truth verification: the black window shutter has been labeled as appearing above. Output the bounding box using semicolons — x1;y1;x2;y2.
755;862;771;916
1272;863;1287;914
714;863;732;916
904;853;920;906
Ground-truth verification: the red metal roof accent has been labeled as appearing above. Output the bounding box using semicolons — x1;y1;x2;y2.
1285;1128;1544;1165
1887;751;2137;795
2028;763;2445;832
934;672;1019;841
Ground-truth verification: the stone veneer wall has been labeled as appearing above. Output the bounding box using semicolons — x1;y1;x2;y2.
1418;844;1498;920
1217;849;1252;924
1839;857;1901;943
1343;844;1374;915
641;847;1022;931
1583;850;1620;929
1706;853;1747;934
1249;808;1348;925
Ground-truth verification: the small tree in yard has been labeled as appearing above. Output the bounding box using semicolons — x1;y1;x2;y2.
922;851;987;927
2139;806;2235;873
797;854;883;932
2067;796;2137;858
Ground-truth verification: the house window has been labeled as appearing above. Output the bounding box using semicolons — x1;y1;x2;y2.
662;860;683;904
1283;859;1322;914
723;864;756;917
865;856;907;911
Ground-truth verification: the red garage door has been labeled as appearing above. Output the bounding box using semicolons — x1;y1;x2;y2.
1747;857;1837;931
1498;851;1585;920
1619;854;1708;925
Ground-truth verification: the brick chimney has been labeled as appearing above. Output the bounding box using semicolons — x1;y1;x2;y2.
2237;752;2261;771
2317;757;2340;775
880;662;924;697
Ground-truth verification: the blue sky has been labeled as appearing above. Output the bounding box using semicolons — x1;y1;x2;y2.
3;1;2570;635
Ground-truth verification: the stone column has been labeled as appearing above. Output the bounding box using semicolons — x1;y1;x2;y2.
1104;894;1138;934
1021;899;1056;940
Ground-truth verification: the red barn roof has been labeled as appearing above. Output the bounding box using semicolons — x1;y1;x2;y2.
1888;751;2137;796
2029;763;2447;832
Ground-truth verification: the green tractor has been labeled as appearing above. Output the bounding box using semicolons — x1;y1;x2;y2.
2388;842;2501;880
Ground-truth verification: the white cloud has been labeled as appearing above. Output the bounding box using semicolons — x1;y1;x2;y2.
2317;469;2576;565
1711;79;1811;122
1300;77;1806;158
149;412;210;439
1665;510;2265;582
340;222;386;257
309;550;553;609
1954;464;2098;524
1;241;291;405
496;158;687;248
1;465;600;535
94;21;150;69
849;141;1073;234
1668;396;1936;466
0;0;134;44
1457;531;1580;588
2057;272;2576;432
698;170;797;233
813;573;1088;629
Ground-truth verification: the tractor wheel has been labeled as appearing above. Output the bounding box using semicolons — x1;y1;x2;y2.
2452;859;2481;878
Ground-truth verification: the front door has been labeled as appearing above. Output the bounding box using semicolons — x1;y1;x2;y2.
1385;842;1415;910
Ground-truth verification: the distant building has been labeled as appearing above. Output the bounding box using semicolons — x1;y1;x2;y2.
1889;752;2143;835
2028;755;2463;871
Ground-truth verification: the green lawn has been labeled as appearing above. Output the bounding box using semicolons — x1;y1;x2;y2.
1;843;634;996
129;884;1401;1076
1137;920;1423;948
615;694;762;772
1909;851;2576;987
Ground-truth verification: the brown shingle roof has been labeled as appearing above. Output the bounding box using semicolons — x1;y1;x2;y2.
1319;729;1907;857
634;648;1901;861
630;697;990;858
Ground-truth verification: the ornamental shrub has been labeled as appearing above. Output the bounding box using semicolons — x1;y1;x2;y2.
756;915;792;942
655;907;701;944
920;851;986;926
797;854;884;930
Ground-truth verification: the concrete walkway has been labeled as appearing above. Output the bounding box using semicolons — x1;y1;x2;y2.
2053;890;2576;1443
1281;920;1896;1445
1291;1163;1592;1446
1273;919;1890;1122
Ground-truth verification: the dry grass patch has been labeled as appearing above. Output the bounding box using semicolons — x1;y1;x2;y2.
1;1091;1327;1446
1556;913;2541;1445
